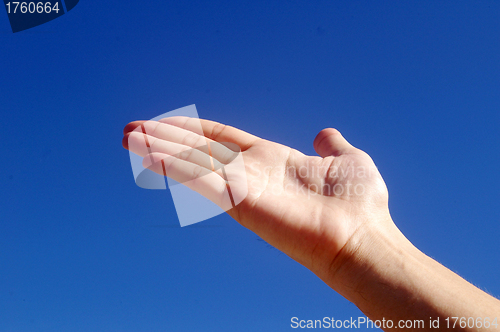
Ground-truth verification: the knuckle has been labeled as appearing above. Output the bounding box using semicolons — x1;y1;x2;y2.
180;132;196;146
211;123;227;141
221;149;235;164
180;147;195;161
181;132;206;147
191;165;204;179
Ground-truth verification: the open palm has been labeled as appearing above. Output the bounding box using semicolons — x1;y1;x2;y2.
123;117;391;279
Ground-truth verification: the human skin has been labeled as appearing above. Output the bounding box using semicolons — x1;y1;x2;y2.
123;117;500;331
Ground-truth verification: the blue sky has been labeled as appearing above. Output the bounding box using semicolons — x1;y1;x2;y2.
1;1;499;331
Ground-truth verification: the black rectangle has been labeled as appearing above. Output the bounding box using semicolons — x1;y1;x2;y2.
4;1;65;33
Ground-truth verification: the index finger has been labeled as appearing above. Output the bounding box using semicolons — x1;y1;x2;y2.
160;117;259;151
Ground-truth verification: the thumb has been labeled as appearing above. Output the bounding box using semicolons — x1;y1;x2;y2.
313;128;355;157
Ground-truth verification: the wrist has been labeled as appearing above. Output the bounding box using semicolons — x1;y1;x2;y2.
320;213;419;308
321;214;500;330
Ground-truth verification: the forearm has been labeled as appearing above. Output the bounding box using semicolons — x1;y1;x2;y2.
323;219;500;331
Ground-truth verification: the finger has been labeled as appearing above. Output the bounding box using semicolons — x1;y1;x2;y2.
140;120;208;150
126;120;240;165
126;131;225;171
160;116;259;151
143;152;233;210
123;121;146;135
123;121;145;149
313;128;355;157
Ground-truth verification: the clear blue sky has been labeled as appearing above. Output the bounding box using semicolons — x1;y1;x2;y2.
1;1;499;331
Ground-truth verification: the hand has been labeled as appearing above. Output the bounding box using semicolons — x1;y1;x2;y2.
123;117;395;286
123;117;500;330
